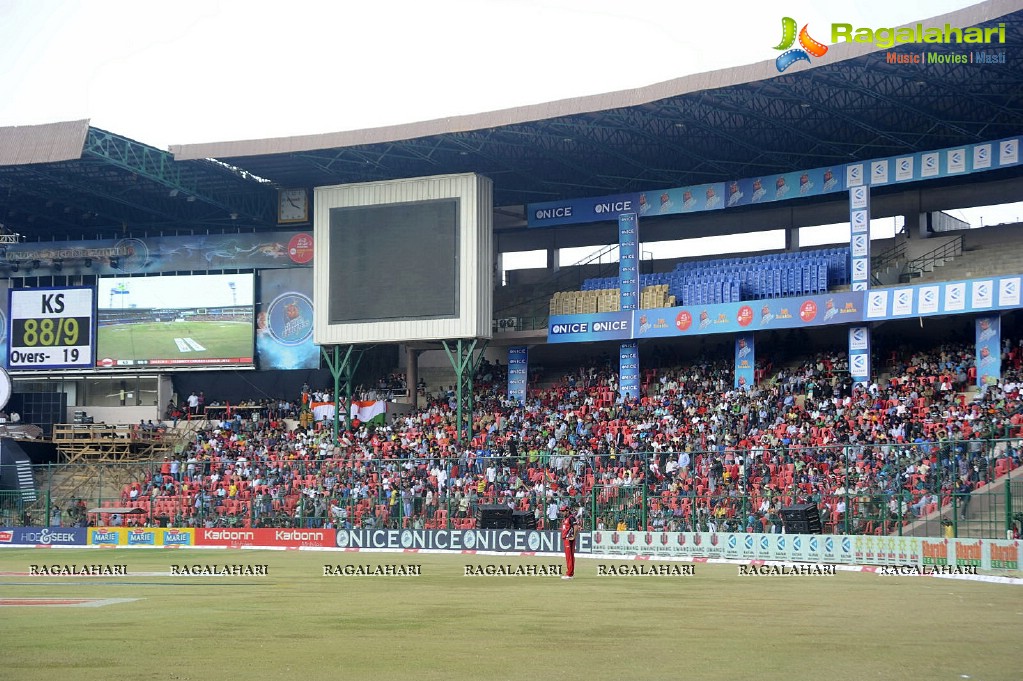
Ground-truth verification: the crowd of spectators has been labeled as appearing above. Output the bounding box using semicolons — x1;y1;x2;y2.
97;338;1023;536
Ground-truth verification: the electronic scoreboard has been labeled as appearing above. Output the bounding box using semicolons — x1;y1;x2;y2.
7;287;95;370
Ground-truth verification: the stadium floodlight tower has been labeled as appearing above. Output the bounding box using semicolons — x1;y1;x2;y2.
313;173;493;442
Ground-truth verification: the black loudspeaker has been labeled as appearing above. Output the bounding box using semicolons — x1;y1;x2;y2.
477;505;514;529
512;511;536;530
780;503;822;534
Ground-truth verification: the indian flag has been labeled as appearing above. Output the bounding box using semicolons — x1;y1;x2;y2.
350;400;387;425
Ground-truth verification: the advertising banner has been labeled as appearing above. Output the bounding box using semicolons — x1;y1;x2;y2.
84;527;195;547
850;535;924;566
88;527;126;546
157;528;195;547
590;530;853;564
865;275;1023;320
548;275;1023;345
588;532;1021;572
124;528;195;547
527;135;1020;228
528;193;641;229
734;333;754;389
0;527;87;546
547;311;632;344
638;291;864;339
849;326;871;386
334;529;573;553
256;268;318;370
850;185;870;292
638;182;727;215
976;316;1001;388
507;346;528;405
619;341;640;402
1;231;314;277
618;213;639;312
985;539;1021;571
195;527;336;549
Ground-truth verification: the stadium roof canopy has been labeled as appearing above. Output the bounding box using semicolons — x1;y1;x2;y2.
0;121;277;240
172;1;1023;211
1;0;1022;243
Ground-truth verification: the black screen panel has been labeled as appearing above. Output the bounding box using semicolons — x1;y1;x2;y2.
327;199;459;323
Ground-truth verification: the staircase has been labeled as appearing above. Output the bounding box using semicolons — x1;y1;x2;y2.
14;459;36;503
495;243;622;324
911;238;1023;283
870;239;908;286
899;235;964;283
896;468;1017;540
0;439;39;506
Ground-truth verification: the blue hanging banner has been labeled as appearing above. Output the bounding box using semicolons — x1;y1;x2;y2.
528;193;641;229
618;212;641;403
619;340;641;402
849;326;871;386
507;346;528;405
734;333;755;390
849;184;870;292
618;213;639;312
976;316;1001;389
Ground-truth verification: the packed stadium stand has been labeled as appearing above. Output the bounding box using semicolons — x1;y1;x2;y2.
64;331;1022;541
0;1;1021;562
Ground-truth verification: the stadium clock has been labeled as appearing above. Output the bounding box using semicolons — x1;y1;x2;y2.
278;188;309;224
7;287;95;370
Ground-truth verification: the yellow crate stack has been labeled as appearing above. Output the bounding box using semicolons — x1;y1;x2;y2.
597;287;620;312
553;285;672;315
639;284;671;309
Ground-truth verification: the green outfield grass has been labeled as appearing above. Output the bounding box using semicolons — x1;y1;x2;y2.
0;549;1020;681
97;321;252;362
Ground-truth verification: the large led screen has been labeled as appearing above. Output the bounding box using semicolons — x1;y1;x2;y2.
96;274;254;368
327;198;458;323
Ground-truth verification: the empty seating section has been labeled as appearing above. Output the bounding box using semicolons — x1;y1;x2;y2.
575;247;849;308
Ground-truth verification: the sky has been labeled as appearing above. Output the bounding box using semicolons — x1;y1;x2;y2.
1;0;1019;266
97;274;254;309
0;0;997;148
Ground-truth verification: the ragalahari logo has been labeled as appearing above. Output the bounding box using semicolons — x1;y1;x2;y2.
773;17;829;72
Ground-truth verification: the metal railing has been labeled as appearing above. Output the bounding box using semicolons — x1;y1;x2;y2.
495;243;622;320
871;239;908;274
901;235;964;282
6;439;1020;539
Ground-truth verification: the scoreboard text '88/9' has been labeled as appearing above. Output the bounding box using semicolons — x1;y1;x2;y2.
7;287;95;369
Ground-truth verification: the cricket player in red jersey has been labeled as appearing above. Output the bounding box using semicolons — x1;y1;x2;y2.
561;509;578;579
